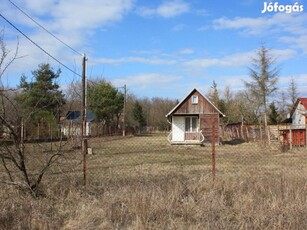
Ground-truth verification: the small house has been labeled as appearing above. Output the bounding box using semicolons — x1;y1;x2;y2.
166;88;225;144
61;111;95;137
280;98;307;147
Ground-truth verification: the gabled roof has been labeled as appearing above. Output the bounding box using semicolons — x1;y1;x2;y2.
66;111;96;122
298;98;307;109
166;88;225;117
291;98;307;116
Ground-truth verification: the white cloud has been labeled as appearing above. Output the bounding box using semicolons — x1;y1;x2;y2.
111;73;181;90
212;13;305;34
212;13;307;53
270;49;297;62
178;49;194;55
137;1;189;18
51;0;133;32
2;0;135;79
184;50;255;69
24;0;55;15
172;24;185;31
279;74;307;85
184;49;297;69
95;56;176;65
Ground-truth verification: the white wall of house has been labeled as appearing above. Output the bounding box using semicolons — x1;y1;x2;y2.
292;103;306;129
61;121;91;137
172;116;185;142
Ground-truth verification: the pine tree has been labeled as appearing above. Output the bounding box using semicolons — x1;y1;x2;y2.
132;101;146;128
87;80;124;126
15;63;65;123
269;102;279;125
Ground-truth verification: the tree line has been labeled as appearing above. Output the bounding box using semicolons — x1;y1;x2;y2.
208;46;299;129
0;41;300;139
0;33;301;195
66;78;178;135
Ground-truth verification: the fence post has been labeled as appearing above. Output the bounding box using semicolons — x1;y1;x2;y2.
267;126;271;146
212;119;216;182
81;54;88;186
20;117;25;152
246;126;249;143
289;125;293;149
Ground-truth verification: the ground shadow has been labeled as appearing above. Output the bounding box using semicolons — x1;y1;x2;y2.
221;138;246;145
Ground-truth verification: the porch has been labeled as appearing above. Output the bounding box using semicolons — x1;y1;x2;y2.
167;131;204;145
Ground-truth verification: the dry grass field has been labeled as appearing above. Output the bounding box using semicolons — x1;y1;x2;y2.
0;134;306;229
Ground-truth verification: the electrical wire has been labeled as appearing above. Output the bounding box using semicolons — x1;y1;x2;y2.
7;0;83;57
0;13;82;78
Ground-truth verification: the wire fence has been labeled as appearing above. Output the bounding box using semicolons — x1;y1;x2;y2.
1;123;306;183
1;122;306;229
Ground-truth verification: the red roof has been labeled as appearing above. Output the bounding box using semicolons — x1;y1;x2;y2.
291;98;307;116
298;98;307;110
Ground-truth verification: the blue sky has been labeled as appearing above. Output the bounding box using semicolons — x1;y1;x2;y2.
1;0;307;100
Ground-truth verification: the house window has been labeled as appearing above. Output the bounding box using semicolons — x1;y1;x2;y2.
185;117;198;132
192;95;198;104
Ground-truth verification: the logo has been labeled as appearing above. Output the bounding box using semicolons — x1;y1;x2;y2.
261;2;304;14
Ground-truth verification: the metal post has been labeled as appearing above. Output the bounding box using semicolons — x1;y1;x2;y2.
212;119;216;182
123;84;126;137
20;117;24;152
82;54;88;185
289;125;293;149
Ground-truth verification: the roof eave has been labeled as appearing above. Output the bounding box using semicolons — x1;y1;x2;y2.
165;88;226;117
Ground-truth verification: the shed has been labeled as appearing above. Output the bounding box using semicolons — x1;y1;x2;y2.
62;110;95;137
166;88;225;144
279;98;307;147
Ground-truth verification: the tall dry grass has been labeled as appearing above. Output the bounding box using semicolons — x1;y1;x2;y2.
1;135;306;229
1;172;306;230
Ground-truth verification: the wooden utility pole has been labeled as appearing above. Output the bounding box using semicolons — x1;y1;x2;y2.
82;54;88;185
123;84;127;137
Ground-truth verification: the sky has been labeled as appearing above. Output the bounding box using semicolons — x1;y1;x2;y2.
1;0;307;101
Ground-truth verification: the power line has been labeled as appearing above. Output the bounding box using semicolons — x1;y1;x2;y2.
7;0;83;56
0;13;82;78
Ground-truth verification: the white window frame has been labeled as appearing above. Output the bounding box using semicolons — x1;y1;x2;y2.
191;95;198;104
185;117;198;132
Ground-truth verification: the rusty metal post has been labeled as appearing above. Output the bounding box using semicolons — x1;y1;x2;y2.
82;54;88;186
20;117;25;153
289;125;293;149
123;84;126;136
212;119;216;182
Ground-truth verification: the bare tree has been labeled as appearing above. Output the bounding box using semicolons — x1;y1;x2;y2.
278;90;289;121
244;45;279;130
0;31;68;197
288;77;299;109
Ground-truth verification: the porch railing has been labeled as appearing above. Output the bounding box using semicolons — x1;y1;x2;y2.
167;131;204;143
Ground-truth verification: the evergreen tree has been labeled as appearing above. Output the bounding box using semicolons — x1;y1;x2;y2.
87;80;124;126
268;102;279;125
15;63;65;123
132;101;146;128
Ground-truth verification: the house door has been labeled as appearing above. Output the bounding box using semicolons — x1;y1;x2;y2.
172;116;185;142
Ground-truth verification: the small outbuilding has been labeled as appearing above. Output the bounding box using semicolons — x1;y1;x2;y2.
166;88;225;145
279;98;307;147
62;110;95;137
